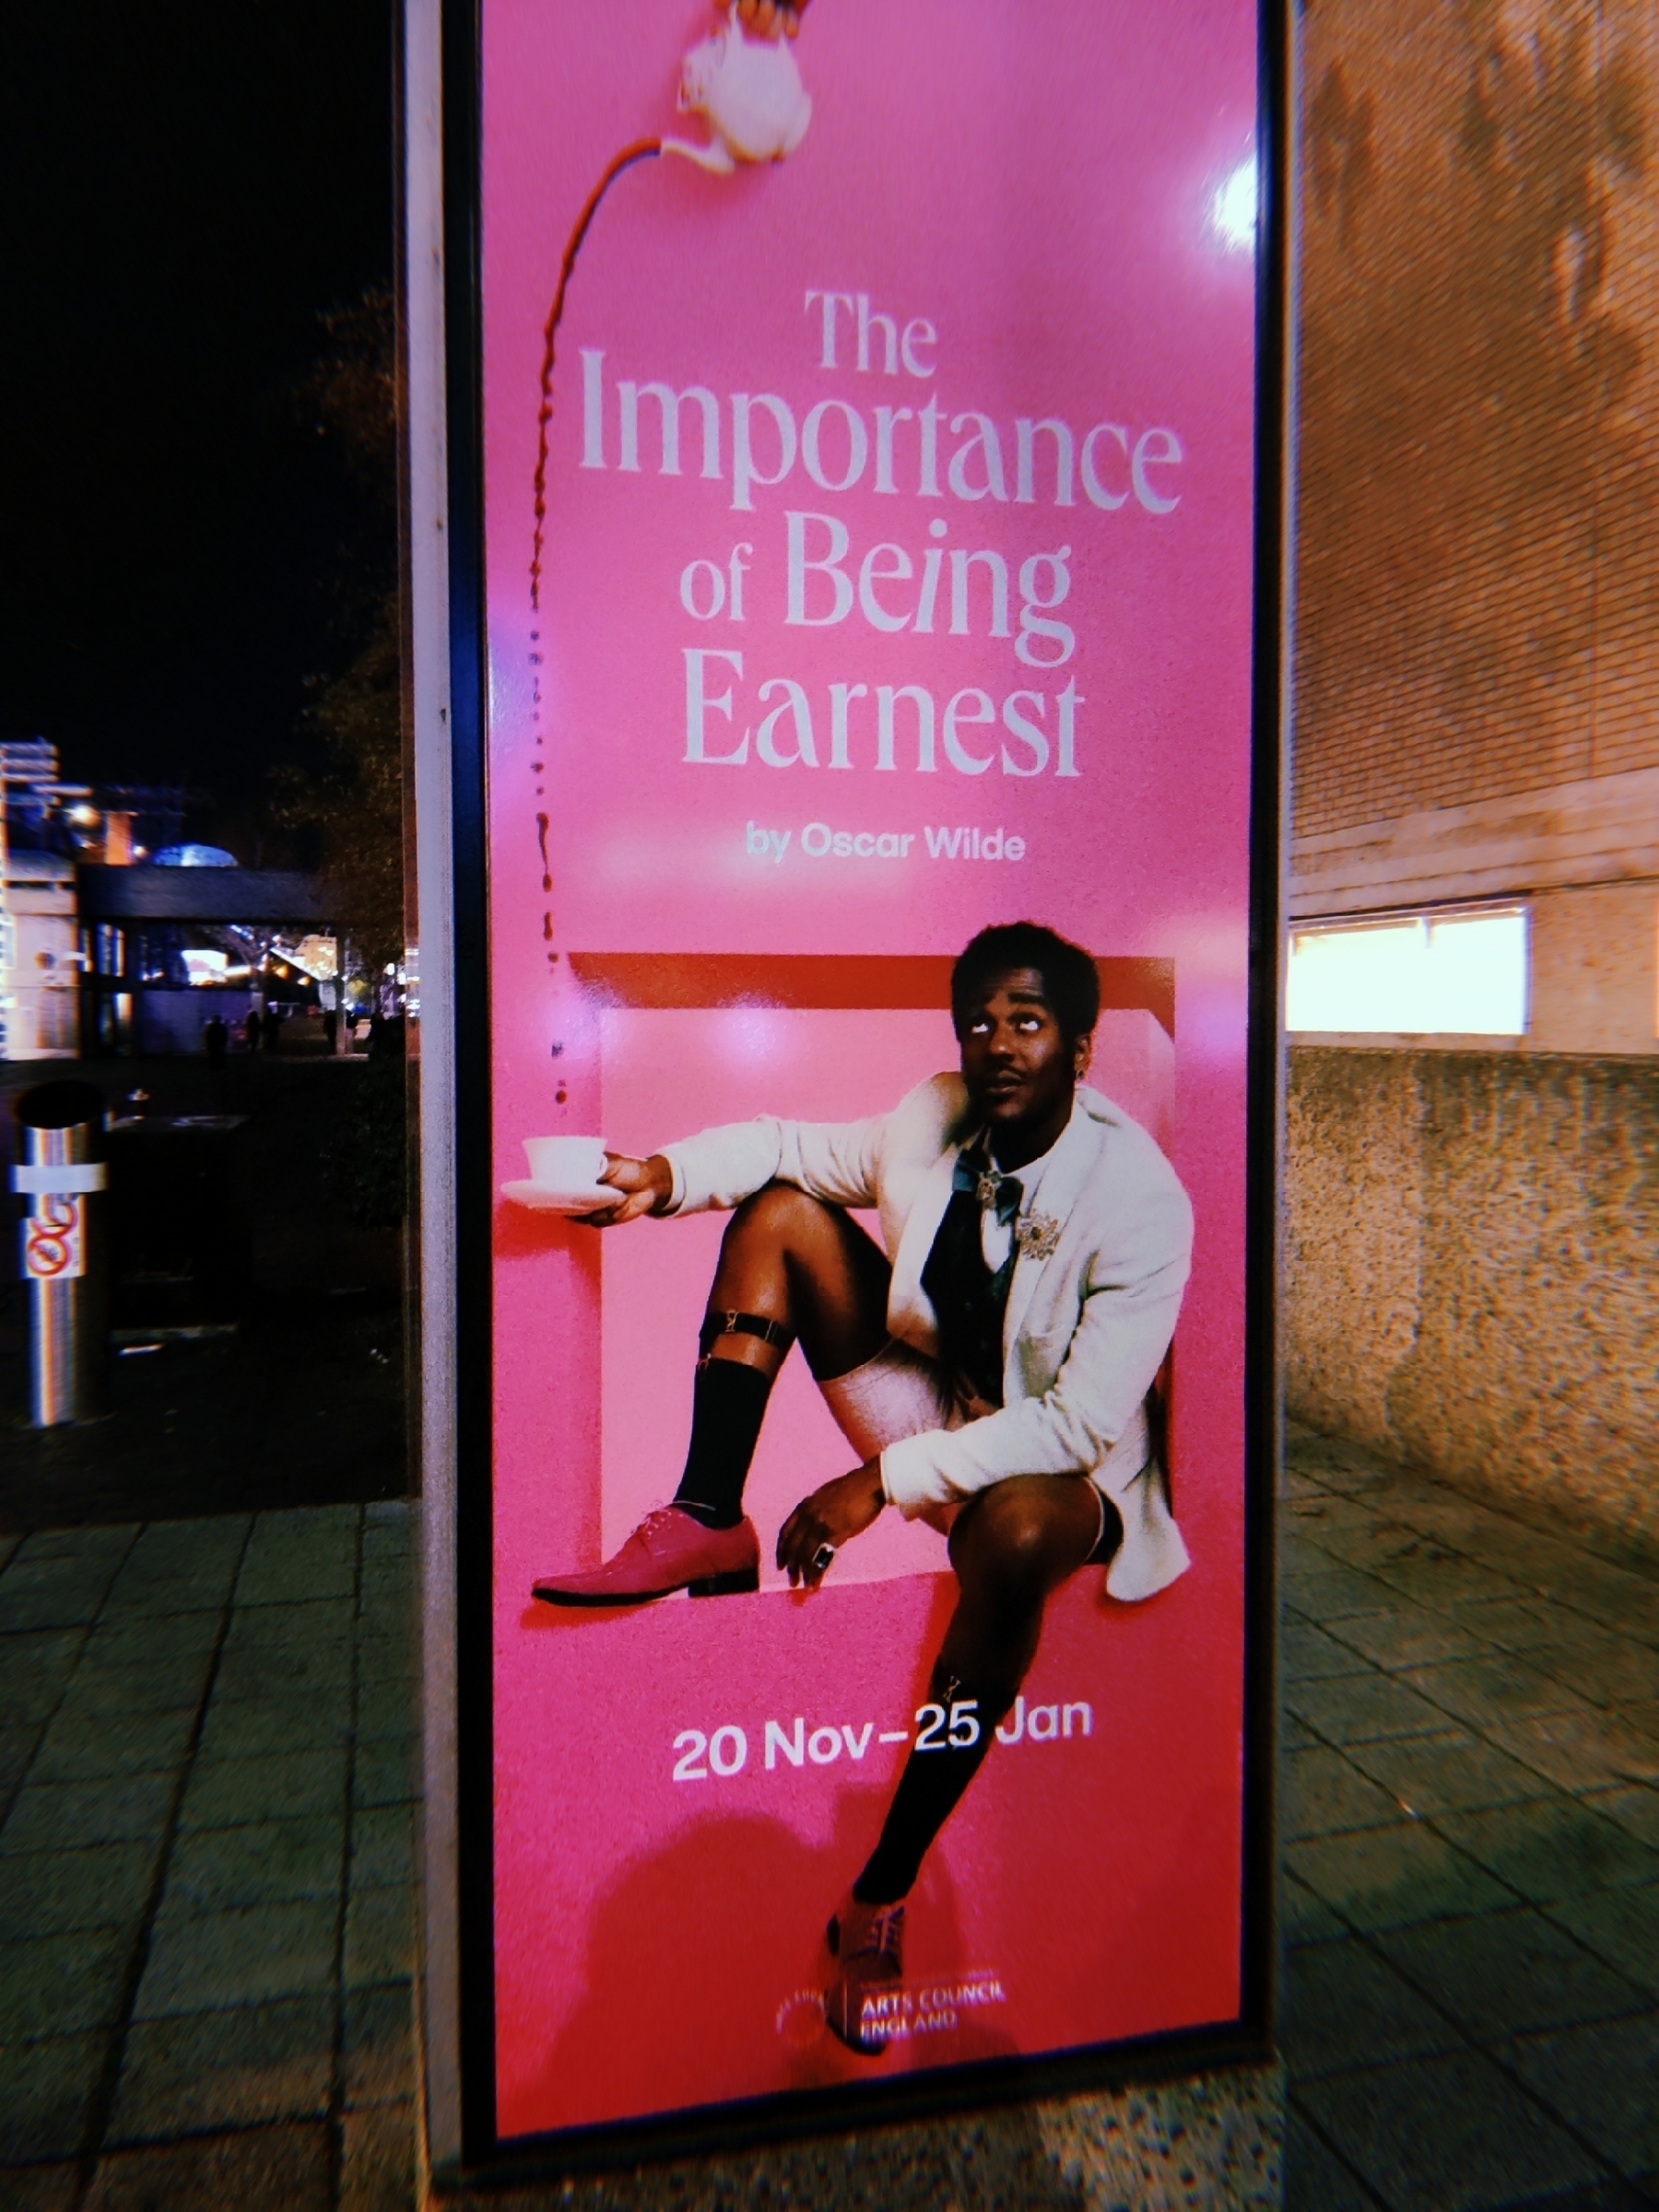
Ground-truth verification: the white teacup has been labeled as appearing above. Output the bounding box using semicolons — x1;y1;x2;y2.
523;1135;608;1197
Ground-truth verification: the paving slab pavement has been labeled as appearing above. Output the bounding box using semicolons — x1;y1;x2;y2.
0;1500;417;2210
1280;1424;1659;2212
2;1431;1656;2208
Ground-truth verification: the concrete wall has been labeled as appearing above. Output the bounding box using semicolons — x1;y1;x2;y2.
1531;883;1659;1057
1285;1049;1659;1556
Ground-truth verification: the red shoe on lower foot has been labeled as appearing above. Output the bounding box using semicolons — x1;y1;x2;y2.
531;1507;759;1606
824;1892;905;2055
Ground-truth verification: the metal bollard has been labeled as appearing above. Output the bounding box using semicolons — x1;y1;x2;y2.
12;1081;109;1426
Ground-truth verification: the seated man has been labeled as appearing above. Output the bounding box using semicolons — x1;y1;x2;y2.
533;921;1193;2053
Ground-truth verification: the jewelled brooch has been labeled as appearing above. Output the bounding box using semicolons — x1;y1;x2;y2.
1014;1212;1062;1260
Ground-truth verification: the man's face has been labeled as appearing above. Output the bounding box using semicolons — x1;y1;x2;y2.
958;967;1087;1135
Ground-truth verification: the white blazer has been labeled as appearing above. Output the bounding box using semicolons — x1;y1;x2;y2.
659;1075;1194;1602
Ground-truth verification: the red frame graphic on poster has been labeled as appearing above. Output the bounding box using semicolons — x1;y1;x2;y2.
443;0;1284;2163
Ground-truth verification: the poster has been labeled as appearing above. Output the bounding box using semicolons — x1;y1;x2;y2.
458;0;1278;2155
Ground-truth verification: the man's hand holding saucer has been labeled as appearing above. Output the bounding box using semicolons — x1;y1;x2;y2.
579;1152;673;1225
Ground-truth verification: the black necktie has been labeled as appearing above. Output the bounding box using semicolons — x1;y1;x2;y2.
923;1151;1024;1407
954;1153;1023;1225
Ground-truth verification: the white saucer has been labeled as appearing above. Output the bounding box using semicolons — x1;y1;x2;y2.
500;1179;617;1214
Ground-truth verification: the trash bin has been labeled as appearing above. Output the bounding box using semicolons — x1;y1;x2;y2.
11;1080;109;1426
103;1113;252;1331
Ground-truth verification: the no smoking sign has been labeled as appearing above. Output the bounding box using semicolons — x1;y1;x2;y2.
23;1195;85;1281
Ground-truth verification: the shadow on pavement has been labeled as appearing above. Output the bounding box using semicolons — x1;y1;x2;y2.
2;1054;409;1530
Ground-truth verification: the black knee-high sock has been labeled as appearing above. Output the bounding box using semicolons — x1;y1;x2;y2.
671;1359;773;1529
853;1675;1005;1905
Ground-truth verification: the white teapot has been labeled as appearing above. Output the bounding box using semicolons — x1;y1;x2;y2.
663;6;813;174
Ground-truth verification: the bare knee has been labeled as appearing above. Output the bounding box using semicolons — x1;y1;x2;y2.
951;1485;1056;1614
724;1182;835;1247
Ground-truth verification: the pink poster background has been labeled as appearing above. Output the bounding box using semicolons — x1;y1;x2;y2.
481;0;1261;2138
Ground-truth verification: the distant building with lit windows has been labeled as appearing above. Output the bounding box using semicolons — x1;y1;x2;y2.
0;742;88;1060
78;864;334;1054
0;740;343;1058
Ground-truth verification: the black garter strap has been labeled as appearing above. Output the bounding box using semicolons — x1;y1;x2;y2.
699;1309;796;1363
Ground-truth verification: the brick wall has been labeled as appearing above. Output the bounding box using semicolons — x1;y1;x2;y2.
1294;0;1659;844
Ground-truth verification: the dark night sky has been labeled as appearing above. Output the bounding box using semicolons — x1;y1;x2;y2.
0;2;394;845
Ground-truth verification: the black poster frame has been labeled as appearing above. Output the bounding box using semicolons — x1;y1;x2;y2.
439;0;1288;2176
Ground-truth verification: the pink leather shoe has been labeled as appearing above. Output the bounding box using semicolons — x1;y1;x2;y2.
823;1892;905;2055
531;1507;759;1606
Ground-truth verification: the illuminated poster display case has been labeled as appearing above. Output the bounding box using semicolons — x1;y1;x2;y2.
433;0;1287;2173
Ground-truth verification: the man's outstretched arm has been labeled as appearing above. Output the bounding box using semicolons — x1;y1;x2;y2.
582;1107;893;1229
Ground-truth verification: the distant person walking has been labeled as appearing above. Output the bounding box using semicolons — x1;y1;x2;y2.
263;1006;282;1053
243;1008;262;1053
322;1006;339;1054
204;1015;229;1066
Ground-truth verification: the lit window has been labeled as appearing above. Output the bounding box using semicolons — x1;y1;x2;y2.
1287;907;1527;1035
